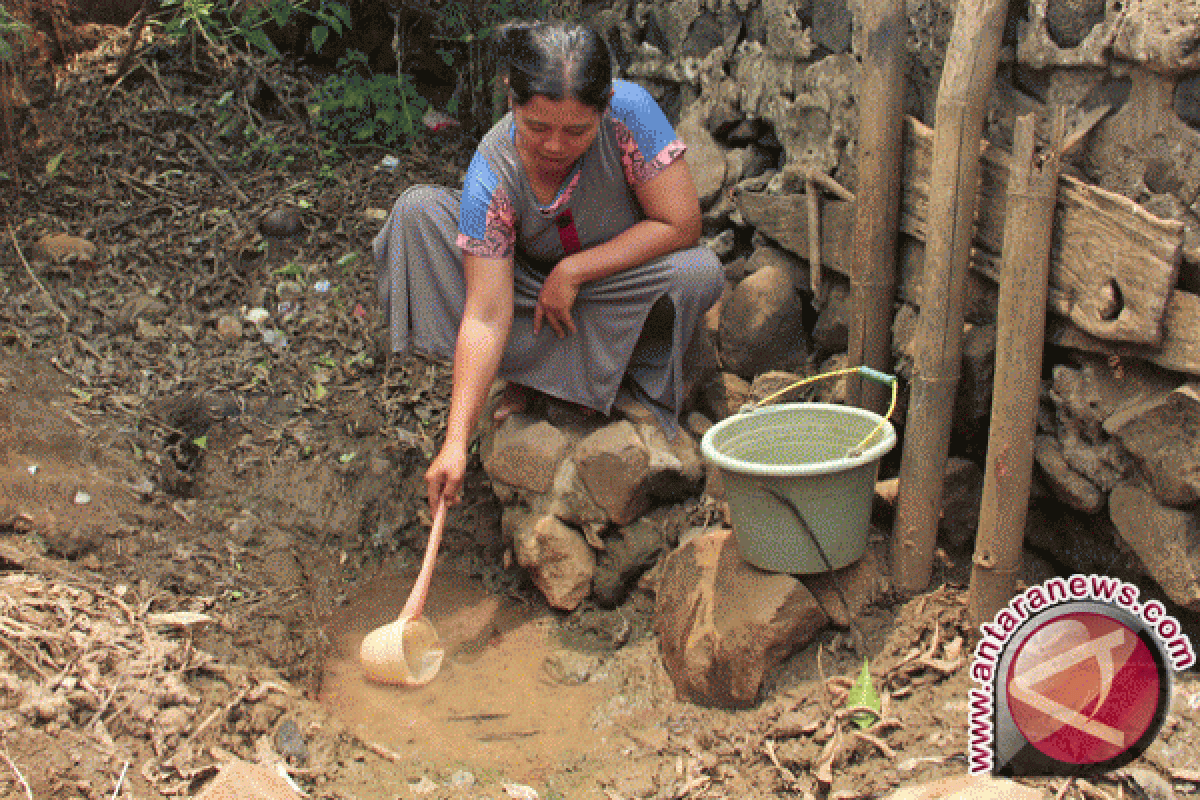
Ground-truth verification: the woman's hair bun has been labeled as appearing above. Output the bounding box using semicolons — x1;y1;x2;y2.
492;21;612;113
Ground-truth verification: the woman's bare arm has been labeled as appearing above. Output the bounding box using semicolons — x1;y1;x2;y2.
426;253;514;507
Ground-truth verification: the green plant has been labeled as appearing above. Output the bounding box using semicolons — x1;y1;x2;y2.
418;0;570;134
0;4;28;64
312;49;427;148
0;4;27;170
157;0;351;60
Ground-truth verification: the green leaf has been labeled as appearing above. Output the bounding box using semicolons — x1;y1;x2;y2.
336;252;359;268
269;0;291;28
847;658;881;730
311;24;329;54
70;388;92;402
312;382;327;401
327;2;352;28
45;152;64;177
338;452;355;463
244;28;280;59
274;261;306;277
192;435;208;450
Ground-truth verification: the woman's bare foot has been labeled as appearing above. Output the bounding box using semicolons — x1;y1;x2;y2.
492;382;530;422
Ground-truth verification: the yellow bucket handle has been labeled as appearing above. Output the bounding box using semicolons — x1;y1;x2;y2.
746;365;899;458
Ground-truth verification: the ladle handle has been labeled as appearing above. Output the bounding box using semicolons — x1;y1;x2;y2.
399;498;447;621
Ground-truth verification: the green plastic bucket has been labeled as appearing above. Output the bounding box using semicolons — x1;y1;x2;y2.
700;402;897;575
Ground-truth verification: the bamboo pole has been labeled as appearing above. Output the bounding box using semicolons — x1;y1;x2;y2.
846;0;908;413
891;0;1010;594
969;111;1064;627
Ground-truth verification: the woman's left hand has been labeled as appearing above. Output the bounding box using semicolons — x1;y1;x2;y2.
535;259;581;338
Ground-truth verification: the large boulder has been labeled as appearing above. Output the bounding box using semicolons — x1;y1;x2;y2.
483;417;573;495
655;527;828;708
1034;435;1106;513
574;420;681;526
718;261;809;379
1109;484;1200;610
1110;385;1200;508
510;512;596;611
1113;0;1200;73
677;107;728;209
480;402;708;609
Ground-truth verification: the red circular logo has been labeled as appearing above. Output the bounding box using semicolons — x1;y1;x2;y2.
1006;611;1161;765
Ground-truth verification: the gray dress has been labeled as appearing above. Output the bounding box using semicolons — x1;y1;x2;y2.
373;79;724;418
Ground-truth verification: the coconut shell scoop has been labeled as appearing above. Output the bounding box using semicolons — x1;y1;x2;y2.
359;499;447;686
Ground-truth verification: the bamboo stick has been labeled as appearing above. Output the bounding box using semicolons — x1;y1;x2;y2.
846;0;908;413
805;173;823;296
969;111;1064;627
891;0;1010;594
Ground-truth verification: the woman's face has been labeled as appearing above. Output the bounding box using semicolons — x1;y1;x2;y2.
511;93;604;175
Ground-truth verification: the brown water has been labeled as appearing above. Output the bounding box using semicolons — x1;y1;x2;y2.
319;562;615;780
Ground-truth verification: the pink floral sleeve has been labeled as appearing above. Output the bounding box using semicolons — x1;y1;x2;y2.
612;118;688;187
456;187;516;259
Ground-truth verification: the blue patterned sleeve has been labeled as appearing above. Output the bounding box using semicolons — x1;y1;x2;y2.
457;150;516;258
607;79;688;187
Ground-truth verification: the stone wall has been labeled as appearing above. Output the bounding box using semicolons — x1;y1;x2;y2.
580;0;1200;615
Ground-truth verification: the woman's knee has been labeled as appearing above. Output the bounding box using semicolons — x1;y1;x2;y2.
389;184;458;226
677;246;725;304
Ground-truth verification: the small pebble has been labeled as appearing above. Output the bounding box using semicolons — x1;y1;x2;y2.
449;770;475;788
274;717;309;765
243;307;270;325
504;784;539;800
259;208;304;238
216;314;243;341
408;776;438;795
313;279;331;293
73;490;90;505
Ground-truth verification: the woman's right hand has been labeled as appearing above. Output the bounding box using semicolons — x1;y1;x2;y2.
425;442;469;511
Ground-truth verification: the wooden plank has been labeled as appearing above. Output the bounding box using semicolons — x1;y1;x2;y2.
733;192;857;277
733;117;1185;346
906;116;1183;344
1048;289;1200;377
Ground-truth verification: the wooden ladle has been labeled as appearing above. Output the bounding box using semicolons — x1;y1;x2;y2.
359;499;447;686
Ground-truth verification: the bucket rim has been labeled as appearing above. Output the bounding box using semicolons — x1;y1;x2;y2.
700;402;898;478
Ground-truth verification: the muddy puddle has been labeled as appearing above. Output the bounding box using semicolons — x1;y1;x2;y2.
319;563;622;781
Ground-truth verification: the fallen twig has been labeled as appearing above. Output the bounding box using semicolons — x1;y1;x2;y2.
9;224;70;332
1054;777;1075;800
111;760;130;800
807;169;855;202
184;686;249;748
183;133;251;206
805;173;823;297
1076;779;1116;800
114;0;157;79
1;743;33;800
852;730;896;759
0;631;49;679
1061;103;1113;156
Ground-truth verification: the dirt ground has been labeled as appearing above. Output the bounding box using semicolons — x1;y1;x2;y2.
3;14;1200;800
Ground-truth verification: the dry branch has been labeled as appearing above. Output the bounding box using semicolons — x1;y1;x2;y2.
892;0;1010;594
847;0;907;412
969;112;1064;626
9;225;70;332
0;744;33;800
